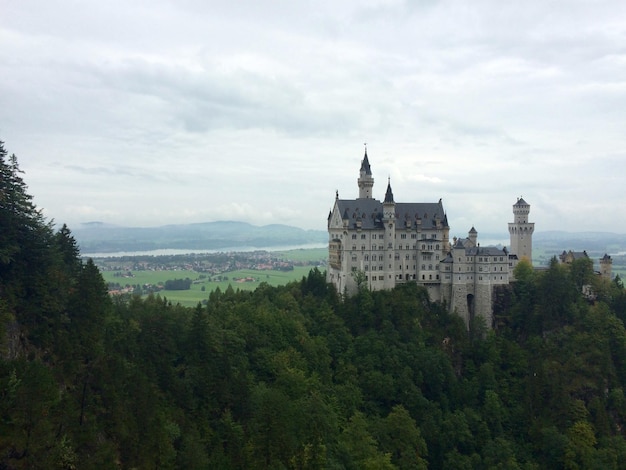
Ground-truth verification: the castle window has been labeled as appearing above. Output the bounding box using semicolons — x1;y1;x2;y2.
352;245;356;250
379;255;383;261
436;244;439;250
364;265;368;271
352;234;357;239
365;255;369;261
398;274;402;279
372;234;377;239
361;245;365;250
406;255;410;260
351;267;357;272
429;275;432;280
421;264;425;270
361;234;366;239
401;234;407;239
422;275;425;280
411;234;417;239
436;274;439;279
372;266;376;271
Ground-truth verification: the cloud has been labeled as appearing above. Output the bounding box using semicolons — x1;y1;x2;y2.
1;0;626;235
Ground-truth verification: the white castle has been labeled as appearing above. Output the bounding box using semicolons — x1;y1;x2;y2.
327;149;534;327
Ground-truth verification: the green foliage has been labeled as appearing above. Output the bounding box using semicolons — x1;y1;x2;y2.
1;138;626;468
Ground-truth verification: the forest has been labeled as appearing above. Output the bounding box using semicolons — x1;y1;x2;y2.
2;140;626;469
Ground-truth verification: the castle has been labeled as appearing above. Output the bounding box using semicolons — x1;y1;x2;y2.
327;150;534;327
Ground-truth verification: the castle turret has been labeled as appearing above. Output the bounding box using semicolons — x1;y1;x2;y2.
357;148;374;199
468;226;478;247
383;178;396;289
600;254;613;280
508;197;534;264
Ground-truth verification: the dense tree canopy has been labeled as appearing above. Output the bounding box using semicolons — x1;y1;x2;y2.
1;140;626;469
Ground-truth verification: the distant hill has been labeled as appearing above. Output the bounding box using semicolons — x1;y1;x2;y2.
74;222;626;259
73;221;328;254
534;230;626;256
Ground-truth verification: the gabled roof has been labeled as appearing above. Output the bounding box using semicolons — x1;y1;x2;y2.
334;198;448;230
465;246;507;256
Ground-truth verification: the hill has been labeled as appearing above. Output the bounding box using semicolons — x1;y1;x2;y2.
73;220;328;254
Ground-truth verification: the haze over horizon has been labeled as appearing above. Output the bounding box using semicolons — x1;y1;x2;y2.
2;1;625;234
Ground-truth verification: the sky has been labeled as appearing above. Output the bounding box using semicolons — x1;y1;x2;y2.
1;0;625;237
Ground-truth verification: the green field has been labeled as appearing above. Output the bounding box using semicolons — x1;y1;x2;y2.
102;265;319;307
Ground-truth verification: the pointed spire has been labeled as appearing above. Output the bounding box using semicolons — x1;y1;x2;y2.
384;177;394;203
360;144;372;176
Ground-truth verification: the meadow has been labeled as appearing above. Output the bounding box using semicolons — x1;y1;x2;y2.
100;248;326;307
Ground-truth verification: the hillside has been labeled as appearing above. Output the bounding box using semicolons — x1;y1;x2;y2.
3;141;626;469
73;220;327;254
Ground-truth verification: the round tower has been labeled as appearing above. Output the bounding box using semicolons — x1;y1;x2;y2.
357;148;374;199
599;254;613;280
508;197;534;264
468;226;478;247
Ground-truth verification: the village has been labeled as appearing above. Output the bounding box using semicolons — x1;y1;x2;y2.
91;249;324;296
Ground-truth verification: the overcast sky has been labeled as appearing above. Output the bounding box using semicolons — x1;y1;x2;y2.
1;0;625;237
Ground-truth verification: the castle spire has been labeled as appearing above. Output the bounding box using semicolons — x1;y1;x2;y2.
357;146;374;199
384;177;394;203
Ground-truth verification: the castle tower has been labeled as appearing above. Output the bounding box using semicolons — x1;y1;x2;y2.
600;254;613;280
508;197;534;264
468;226;478;247
357;148;374;199
383;178;396;289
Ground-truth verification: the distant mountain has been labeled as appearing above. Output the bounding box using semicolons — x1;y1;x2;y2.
534;230;626;256
73;221;327;254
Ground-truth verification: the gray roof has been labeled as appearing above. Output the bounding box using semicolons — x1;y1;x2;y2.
336;198;448;230
514;197;528;206
465;246;507;256
360;151;372;175
384;181;394;203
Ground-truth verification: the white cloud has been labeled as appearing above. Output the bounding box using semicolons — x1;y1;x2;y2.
2;0;626;235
